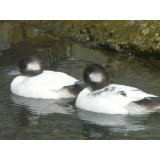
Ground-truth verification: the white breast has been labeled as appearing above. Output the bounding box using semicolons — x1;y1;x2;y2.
10;70;78;99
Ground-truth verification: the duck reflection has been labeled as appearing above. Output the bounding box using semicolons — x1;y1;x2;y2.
77;109;148;138
11;94;75;115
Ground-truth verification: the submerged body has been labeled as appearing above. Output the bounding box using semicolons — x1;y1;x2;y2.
11;70;78;99
10;57;82;99
76;84;157;114
76;64;159;115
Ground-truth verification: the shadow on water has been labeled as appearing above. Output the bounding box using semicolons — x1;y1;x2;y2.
0;21;160;139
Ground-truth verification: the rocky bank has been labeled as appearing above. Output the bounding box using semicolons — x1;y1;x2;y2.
0;20;160;58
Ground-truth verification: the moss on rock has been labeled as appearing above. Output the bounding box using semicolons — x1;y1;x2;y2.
0;20;160;58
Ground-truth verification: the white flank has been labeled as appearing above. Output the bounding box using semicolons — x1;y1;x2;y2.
10;70;78;99
76;84;158;115
89;73;103;82
27;62;40;71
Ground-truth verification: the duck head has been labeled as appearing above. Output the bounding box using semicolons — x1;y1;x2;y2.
8;56;43;77
83;64;110;91
76;64;110;91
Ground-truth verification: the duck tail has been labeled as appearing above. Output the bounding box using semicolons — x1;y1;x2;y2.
135;98;160;111
146;94;158;98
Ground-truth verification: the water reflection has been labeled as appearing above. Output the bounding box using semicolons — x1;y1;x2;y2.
78;109;147;133
11;94;75;115
0;42;10;52
0;21;58;45
0;41;72;70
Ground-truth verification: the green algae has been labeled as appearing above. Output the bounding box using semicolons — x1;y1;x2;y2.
0;20;160;58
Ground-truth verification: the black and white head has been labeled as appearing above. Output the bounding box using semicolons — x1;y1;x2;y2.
18;57;43;76
83;64;109;91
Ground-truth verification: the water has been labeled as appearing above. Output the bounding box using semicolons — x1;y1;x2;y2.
1;38;160;139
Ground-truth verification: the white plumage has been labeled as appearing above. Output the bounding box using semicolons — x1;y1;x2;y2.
76;84;157;114
27;62;40;71
89;73;103;82
11;70;78;99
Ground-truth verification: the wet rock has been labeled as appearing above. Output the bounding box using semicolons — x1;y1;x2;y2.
155;37;160;42
142;28;150;35
0;20;160;57
77;33;92;42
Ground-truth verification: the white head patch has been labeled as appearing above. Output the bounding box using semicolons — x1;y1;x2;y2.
89;73;103;82
27;62;40;71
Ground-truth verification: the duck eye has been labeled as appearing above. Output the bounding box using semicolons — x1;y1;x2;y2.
22;63;27;69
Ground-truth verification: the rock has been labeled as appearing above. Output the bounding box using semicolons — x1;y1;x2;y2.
1;20;160;57
142;28;150;35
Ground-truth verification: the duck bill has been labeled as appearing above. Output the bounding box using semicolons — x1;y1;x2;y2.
8;69;21;76
75;78;85;85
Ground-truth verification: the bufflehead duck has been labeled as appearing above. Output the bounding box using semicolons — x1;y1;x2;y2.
10;56;83;99
76;64;159;114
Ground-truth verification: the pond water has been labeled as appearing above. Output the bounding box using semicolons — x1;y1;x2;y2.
1;39;160;140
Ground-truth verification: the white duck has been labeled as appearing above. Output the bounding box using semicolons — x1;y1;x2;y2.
10;56;82;99
76;64;159;114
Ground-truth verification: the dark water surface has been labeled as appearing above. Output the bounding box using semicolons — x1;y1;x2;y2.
0;39;160;139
